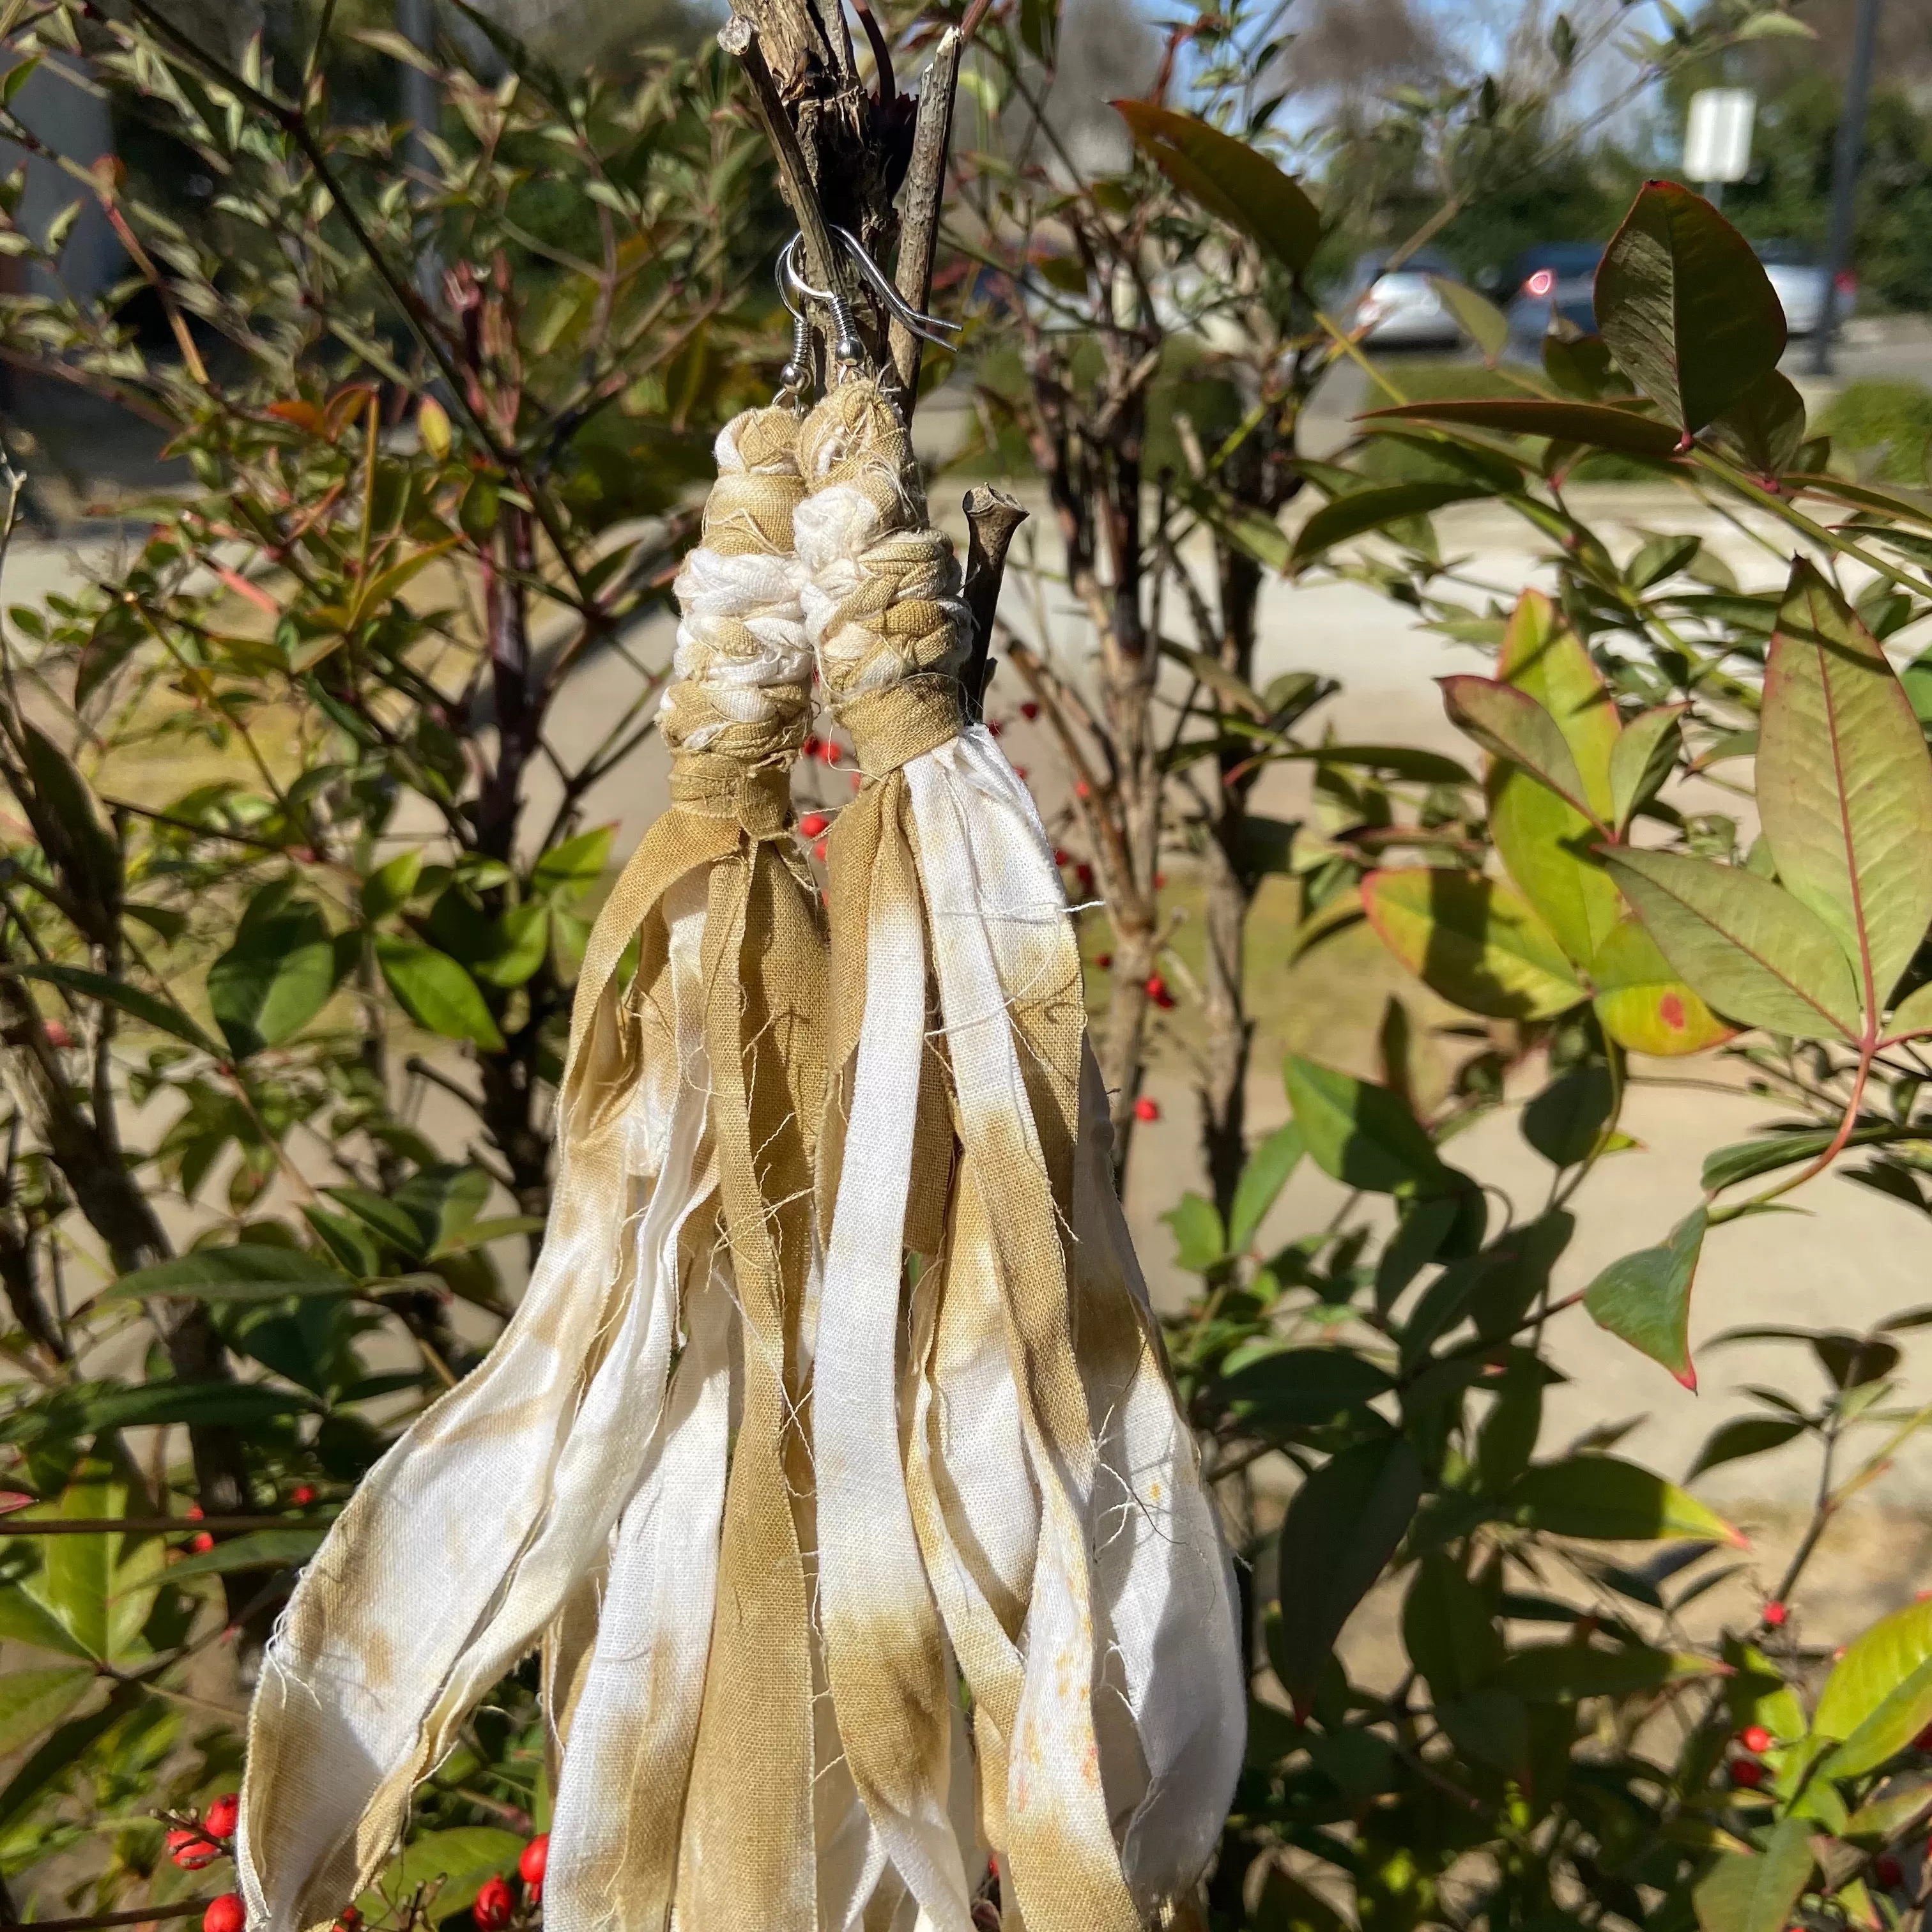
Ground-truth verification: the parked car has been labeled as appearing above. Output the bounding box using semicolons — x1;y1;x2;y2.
1339;248;1464;349
1501;241;1604;351
1752;239;1855;337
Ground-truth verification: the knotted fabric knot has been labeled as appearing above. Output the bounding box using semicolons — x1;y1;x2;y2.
793;383;970;779
659;404;813;791
669;750;793;836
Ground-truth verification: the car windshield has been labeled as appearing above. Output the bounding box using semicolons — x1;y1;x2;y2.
1752;240;1815;266
1358;249;1457;282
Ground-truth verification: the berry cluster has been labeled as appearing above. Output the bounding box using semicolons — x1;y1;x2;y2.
473;1833;548;1930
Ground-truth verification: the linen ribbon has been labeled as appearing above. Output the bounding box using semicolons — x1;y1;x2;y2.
237;406;827;1932
793;378;1246;1931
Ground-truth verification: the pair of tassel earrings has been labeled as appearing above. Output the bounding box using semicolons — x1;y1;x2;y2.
233;370;1245;1932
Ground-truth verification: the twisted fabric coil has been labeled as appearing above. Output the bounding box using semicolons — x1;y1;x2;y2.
236;408;831;1932
795;378;1246;1931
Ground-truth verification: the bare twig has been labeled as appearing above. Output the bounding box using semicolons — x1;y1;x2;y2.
960;487;1026;722
888;27;962;408
18;1904;215;1932
719;14;853;310
0;1516;325;1535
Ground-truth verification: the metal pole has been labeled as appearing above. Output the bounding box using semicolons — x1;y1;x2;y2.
1807;0;1882;376
398;0;441;307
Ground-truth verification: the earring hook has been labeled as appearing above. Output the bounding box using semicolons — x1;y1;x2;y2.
778;230;962;387
825;226;962;349
773;250;813;406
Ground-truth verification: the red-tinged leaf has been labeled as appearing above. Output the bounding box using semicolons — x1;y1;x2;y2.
1361;397;1683;459
1816;1599;1932;1777
1111;101;1321;274
1495;589;1620;820
265;399;327;434
212;564;279;617
1440;677;1598;823
1607;704;1687;830
1603;848;1862;1041
1784;473;1932;530
1708;367;1807;477
1361;868;1584;1021
1583;1207;1708;1388
1595;180;1787;434
1589;916;1732;1057
1758;558;1932;1018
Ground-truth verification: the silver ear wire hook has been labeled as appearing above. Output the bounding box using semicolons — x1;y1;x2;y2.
778;230;961;385
827;226;962;349
774;250;813;406
781;236;866;377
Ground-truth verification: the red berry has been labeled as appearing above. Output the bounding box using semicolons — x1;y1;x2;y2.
1092;953;1112;970
1876;1854;1904;1889
1729;1758;1765;1789
799;813;829;839
204;1894;245;1932
186;1504;205;1521
519;1835;549;1887
168;1828;218;1871
802;736;822;760
1915;1721;1932;1751
822;742;840;765
1763;1600;1789;1627
849;771;863;790
291;1485;316;1506
1020;702;1039;721
1154;871;1167;889
986;719;1003;737
812;839;827;862
474;1876;515;1930
43;1020;72;1049
338;1913;363;1932
190;1532;215;1554
1053;848;1070;867
1145;973;1176;1010
1738;1725;1772;1754
204;1793;240;1837
1075;780;1090;800
1133;1096;1160;1123
1012;765;1028;781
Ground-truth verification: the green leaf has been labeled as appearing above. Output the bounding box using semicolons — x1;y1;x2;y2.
207;904;342;1058
1888;981;1932;1041
1491;770;1624;972
362;849;424;922
0;1667;96;1755
1698;1127;1908;1192
61;1381;314;1434
1162;1193;1226;1273
1362;868;1585;1022
1176;488;1293;576
356;1827;525;1926
1269;1434;1423;1712
1426;276;1510;364
0;1682;143;1839
1688;1415;1807;1479
104;1245;353;1302
1583;1208;1708;1389
1522;1062;1614;1169
1227;1121;1304;1252
1596;180;1786;434
1496;589;1621;816
1492;1643;1717;1702
1608;705;1686;831
19;721;122;914
532;824;615;901
1604;848;1862;1040
1362;397;1683;460
12;965;221;1057
1692;1819;1814;1932
1111;101;1321;274
473;903;550;990
1218;1345;1394;1435
1402;1553;1503;1702
1292;482;1486;567
1507;1455;1743;1544
1816;1599;1932;1777
1627;533;1702;592
164;1526;326;1583
376;938;505;1050
1589;916;1732;1057
1708;368;1807;477
1440;677;1597;823
0;1586;91;1660
1759;557;1932;1016
1284;1055;1445;1195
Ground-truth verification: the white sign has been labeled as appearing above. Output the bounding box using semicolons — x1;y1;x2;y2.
1685;88;1756;185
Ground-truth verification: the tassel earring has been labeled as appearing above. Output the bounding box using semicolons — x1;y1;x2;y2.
236;405;827;1932
793;374;1246;1930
